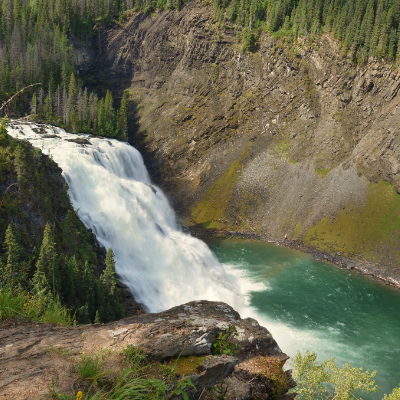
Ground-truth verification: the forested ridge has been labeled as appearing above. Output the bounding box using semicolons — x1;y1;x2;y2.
1;0;399;117
225;0;400;61
0;0;132;139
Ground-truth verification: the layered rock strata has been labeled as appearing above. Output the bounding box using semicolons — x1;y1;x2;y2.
77;0;400;277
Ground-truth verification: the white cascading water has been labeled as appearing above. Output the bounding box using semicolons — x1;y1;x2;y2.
6;122;252;313
6;122;366;365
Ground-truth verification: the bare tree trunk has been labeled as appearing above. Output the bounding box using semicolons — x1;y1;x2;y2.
0;83;41;114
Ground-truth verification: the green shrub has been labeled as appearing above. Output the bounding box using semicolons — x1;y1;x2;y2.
292;350;379;400
384;386;400;400
213;324;242;355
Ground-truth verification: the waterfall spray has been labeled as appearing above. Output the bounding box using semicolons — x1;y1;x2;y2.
7;122;247;313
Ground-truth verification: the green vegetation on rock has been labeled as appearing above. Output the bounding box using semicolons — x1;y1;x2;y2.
303;180;400;261
191;157;244;229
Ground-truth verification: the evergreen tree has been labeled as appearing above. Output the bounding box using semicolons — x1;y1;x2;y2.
118;90;129;140
14;144;26;192
3;223;20;269
101;248;117;296
36;222;58;297
94;309;101;323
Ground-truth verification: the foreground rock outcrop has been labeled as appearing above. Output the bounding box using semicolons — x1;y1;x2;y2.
0;301;294;399
77;0;400;279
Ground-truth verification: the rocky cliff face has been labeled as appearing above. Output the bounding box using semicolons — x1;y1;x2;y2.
0;301;294;399
79;0;400;278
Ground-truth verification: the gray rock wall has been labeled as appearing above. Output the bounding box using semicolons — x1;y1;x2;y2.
77;0;400;277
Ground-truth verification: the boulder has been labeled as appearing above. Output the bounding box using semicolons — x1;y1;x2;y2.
0;301;290;399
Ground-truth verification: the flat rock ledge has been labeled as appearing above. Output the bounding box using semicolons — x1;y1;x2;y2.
0;300;295;399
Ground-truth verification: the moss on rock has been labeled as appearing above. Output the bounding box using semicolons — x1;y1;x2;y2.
303;180;400;262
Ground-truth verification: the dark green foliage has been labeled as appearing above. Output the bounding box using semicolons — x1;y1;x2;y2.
102;248;117;296
242;27;257;51
0;126;126;324
213;324;242;355
213;0;400;61
0;0;132;139
0;0;393;67
30;77;129;140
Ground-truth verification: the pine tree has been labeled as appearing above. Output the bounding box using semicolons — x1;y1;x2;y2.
101;248;117;296
32;268;52;298
118;90;129;140
62;256;76;304
67;73;77;130
0;116;7;144
3;223;20;268
36;222;58;297
94;309;101;323
14;144;26;191
78;302;91;324
103;300;116;322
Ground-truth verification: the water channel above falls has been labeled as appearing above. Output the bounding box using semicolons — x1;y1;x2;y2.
206;238;400;399
7;122;400;398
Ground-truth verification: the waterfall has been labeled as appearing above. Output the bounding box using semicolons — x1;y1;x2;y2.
6;122;248;313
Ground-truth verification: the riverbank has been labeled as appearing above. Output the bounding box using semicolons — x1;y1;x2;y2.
185;227;400;291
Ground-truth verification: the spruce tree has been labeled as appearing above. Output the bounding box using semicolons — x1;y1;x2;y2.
94;310;101;323
101;248;118;296
36;223;58;297
3;223;20;269
118;91;129;140
14;144;26;191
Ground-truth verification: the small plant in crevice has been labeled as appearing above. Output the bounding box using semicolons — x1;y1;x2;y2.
205;382;230;400
213;324;242;356
45;377;71;400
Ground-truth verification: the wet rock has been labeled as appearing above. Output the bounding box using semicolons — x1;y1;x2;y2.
31;127;46;134
41;134;61;139
66;138;92;145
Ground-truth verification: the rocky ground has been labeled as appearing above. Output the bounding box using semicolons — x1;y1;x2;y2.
0;301;295;399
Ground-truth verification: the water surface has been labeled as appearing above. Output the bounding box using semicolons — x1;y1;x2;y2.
207;238;400;398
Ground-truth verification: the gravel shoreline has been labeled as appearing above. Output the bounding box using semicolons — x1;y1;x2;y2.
186;228;400;290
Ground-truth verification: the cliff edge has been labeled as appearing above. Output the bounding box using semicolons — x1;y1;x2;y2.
0;301;295;399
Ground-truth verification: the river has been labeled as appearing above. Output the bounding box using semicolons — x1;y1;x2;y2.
207;238;400;399
7;122;400;398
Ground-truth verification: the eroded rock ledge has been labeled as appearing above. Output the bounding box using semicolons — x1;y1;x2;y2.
0;300;295;399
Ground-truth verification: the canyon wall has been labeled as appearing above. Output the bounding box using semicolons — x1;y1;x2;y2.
79;1;400;278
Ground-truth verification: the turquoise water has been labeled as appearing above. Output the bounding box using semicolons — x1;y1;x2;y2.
206;238;400;399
